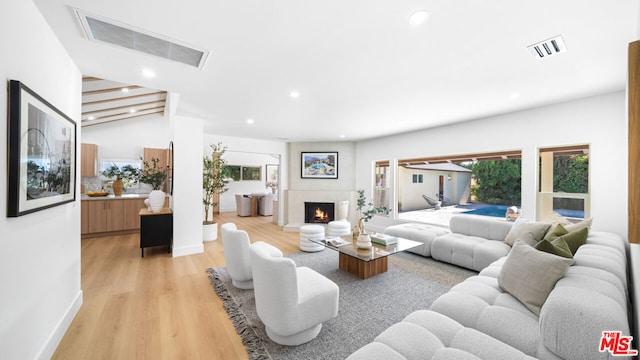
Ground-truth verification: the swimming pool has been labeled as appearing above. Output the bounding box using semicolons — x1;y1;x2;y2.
460;204;584;219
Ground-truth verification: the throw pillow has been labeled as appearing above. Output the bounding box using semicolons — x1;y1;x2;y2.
557;227;589;255
534;237;573;259
543;212;573;226
498;241;573;315
564;218;593;233
504;222;551;247
543;223;569;241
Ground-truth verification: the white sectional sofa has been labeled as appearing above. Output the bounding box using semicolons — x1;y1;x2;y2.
385;215;514;271
349;217;634;360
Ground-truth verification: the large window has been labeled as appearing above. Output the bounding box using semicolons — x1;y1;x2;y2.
100;158;141;190
537;145;589;220
396;150;521;214
374;161;390;213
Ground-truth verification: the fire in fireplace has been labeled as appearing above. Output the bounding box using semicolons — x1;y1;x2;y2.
304;202;335;224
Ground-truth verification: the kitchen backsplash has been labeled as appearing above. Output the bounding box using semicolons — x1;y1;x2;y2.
81;176;153;194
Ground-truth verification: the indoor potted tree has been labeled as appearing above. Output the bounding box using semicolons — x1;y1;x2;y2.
139;157;169;212
203;142;229;241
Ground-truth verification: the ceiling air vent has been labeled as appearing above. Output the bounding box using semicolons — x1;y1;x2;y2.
74;9;209;69
527;35;567;59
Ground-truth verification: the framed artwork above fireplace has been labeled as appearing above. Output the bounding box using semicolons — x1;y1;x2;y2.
301;152;338;179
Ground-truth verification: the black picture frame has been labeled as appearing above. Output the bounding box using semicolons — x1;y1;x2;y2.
301;152;338;179
7;80;77;217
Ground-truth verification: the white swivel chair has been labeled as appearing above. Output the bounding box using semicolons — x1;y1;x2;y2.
250;241;339;346
235;194;252;217
221;222;254;289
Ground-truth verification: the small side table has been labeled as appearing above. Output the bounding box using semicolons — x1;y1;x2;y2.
139;208;173;257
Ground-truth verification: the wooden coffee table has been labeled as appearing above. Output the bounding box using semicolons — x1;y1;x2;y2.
311;236;421;279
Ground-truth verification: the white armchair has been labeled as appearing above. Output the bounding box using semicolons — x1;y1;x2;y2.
221;222;254;289
250;241;339;346
235;194;252;217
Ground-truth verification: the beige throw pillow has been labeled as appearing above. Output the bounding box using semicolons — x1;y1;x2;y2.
498;241;573;315
564;218;593;232
504;222;551;247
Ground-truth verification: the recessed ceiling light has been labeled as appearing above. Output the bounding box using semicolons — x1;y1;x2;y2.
121;87;129;93
409;10;430;26
88;116;95;120
339;134;345;139
130;109;136;113
141;68;156;78
289;90;300;98
247;118;254;124
509;92;520;100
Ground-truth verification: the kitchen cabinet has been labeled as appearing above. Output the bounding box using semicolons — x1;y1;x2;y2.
81;200;89;234
123;198;146;230
86;200;123;233
81;143;99;177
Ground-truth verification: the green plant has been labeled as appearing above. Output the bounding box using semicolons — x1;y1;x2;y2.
471;159;522;205
203;142;229;223
101;163;140;189
139;157;168;191
356;188;384;222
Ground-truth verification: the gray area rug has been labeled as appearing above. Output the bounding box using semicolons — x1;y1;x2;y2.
207;249;475;360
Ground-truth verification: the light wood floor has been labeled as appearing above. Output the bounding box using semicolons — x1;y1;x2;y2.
53;212;301;360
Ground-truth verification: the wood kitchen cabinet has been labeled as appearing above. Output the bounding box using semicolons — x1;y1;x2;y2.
81;143;99;177
86;200;124;233
82;198;148;237
123;198;146;230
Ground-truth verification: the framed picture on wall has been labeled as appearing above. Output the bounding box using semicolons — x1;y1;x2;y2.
301;152;338;179
7;80;77;217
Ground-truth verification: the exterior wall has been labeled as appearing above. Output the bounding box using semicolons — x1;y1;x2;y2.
398;168;471;211
356;91;627;239
0;1;82;358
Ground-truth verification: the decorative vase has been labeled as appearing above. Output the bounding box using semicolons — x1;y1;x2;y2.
336;200;349;221
356;233;372;249
147;190;165;212
112;176;124;196
203;222;218;242
358;218;366;234
352;225;360;240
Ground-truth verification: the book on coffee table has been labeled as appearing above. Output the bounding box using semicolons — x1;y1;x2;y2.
323;237;351;247
370;233;398;245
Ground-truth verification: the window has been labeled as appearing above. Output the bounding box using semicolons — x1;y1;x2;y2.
374;161;390;213
100;159;142;189
537;145;589;220
412;174;423;183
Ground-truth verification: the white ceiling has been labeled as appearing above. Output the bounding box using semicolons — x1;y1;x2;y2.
34;0;638;142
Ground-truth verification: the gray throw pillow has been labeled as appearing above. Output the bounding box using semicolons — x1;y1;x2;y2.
498;241;573;315
504;222;551;246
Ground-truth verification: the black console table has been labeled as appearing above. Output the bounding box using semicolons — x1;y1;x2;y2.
139;208;173;257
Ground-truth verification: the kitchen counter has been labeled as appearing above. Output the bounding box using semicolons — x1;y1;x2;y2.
81;193;169;201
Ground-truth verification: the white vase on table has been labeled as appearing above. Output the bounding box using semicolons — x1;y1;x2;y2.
147;190;165;212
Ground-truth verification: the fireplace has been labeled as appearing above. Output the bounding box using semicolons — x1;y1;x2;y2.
304;202;334;224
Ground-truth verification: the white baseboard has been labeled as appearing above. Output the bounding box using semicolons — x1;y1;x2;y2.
37;290;83;360
629;243;640;343
172;243;204;257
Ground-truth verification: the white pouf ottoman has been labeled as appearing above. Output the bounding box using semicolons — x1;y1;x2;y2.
299;224;325;252
384;223;450;257
328;220;351;237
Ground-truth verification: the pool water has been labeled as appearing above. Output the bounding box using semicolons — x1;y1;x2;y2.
460;204;584;219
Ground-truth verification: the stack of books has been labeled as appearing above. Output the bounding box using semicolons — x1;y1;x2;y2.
324;237;351;247
370;233;398;245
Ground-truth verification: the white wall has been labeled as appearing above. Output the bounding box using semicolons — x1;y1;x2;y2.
82;115;171;161
0;1;82;359
172;116;204;256
357;91;627;238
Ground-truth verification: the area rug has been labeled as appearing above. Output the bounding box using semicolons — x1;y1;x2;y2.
207;250;475;360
